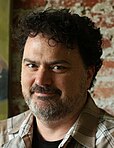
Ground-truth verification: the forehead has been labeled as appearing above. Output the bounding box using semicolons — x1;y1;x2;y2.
23;34;83;64
24;34;62;53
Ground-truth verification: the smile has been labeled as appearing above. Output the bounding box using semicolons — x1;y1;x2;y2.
34;92;56;98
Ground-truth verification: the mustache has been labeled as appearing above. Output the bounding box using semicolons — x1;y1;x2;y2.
30;84;62;96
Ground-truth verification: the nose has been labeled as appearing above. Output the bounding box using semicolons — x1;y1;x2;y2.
35;66;52;86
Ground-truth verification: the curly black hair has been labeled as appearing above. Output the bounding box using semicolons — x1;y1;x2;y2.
15;8;103;88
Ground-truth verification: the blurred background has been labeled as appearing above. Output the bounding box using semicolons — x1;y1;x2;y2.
0;0;114;119
0;0;10;119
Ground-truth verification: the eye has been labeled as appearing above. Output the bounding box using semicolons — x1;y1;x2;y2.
50;65;67;73
25;63;38;71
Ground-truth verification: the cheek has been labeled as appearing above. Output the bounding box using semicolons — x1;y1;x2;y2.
55;72;87;96
21;69;34;89
54;74;77;94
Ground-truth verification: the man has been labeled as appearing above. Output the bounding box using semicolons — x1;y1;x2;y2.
0;8;114;148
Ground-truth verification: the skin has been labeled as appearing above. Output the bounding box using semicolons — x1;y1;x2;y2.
21;33;95;141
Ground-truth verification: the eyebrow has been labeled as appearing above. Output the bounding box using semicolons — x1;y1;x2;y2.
23;58;71;65
23;58;37;64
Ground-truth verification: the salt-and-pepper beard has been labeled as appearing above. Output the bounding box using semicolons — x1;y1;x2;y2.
24;78;87;122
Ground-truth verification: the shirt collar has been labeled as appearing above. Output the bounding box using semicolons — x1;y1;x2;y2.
8;110;33;137
71;94;100;147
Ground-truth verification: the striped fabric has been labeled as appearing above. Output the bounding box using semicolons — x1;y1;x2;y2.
0;94;114;148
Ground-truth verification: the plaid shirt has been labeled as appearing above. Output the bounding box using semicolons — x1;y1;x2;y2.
0;94;114;148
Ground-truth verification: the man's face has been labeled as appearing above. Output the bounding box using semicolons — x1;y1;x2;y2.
21;34;93;121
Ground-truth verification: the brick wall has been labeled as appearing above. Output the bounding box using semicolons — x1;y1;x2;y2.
9;0;114;116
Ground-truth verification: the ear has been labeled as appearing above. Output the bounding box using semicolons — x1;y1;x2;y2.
86;66;95;89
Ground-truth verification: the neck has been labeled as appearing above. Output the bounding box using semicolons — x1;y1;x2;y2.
35;112;79;142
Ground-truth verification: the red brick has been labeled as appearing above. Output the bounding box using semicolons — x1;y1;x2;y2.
83;0;102;7
102;38;111;49
99;67;114;77
94;86;114;99
103;60;114;68
13;0;47;9
63;0;78;7
91;13;114;28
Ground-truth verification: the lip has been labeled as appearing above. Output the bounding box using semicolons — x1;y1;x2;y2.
34;92;56;97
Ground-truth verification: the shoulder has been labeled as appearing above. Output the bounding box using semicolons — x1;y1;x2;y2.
0;110;31;146
98;110;114;130
0;110;30;131
96;109;114;147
